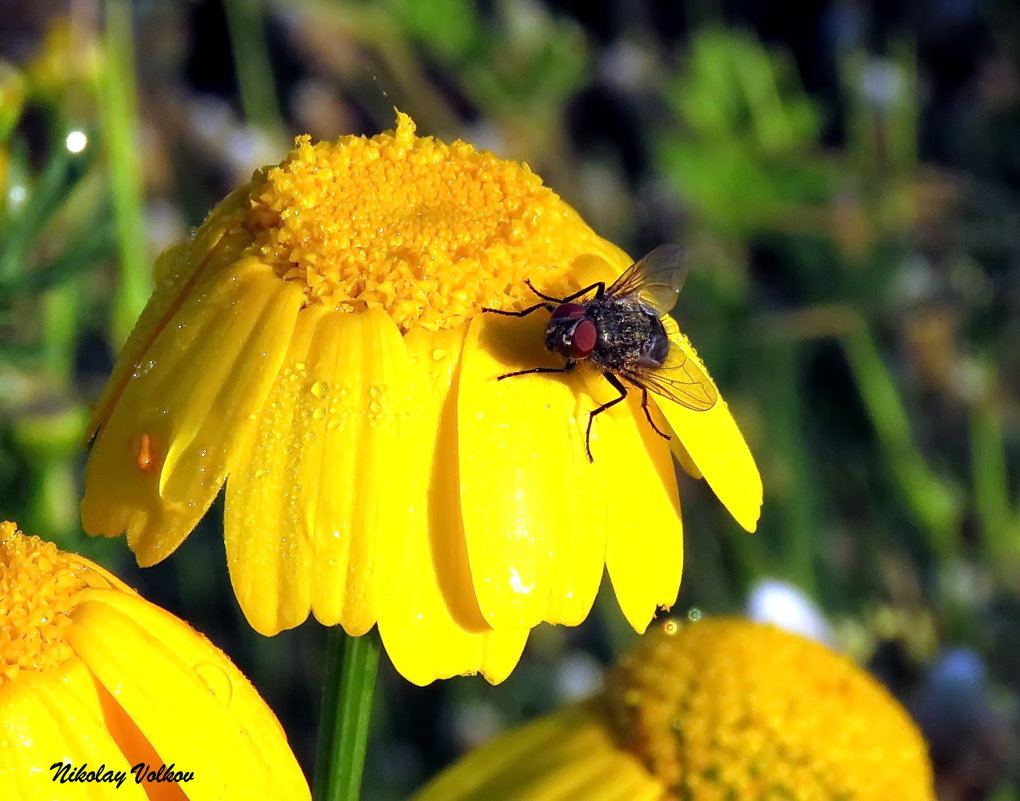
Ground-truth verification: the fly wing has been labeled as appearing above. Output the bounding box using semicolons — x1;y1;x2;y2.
622;342;717;411
606;244;688;316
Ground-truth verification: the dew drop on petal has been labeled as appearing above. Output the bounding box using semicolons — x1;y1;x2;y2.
310;381;329;398
194;661;233;703
431;348;447;361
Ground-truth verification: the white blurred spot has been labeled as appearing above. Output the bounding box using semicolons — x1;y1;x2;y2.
65;130;87;153
555;651;603;701
747;578;832;644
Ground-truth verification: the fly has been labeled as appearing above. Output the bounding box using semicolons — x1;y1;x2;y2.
483;244;717;462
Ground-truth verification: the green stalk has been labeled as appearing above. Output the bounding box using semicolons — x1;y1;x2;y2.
766;342;817;593
100;0;151;345
969;372;1020;566
842;329;960;558
313;629;381;801
224;0;285;137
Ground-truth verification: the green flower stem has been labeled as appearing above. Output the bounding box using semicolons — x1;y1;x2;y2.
100;0;151;345
313;628;381;801
842;329;961;558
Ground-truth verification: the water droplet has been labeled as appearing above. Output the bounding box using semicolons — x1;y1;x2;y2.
311;407;326;420
326;420;341;431
431;348;447;361
310;381;329;398
294;361;307;371
369;401;383;414
195;662;233;702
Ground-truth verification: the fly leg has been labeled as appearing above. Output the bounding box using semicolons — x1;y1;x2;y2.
523;279;607;303
497;361;576;381
482;301;553;317
639;386;671;441
585;372;628;463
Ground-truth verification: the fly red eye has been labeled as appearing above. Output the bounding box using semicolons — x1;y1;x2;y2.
551;302;586;320
570;318;597;358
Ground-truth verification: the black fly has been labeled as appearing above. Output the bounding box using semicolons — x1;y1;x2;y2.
483;244;717;462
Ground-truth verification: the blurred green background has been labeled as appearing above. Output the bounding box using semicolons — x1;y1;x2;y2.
1;1;1018;798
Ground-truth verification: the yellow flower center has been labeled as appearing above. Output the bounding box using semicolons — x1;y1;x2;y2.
237;113;598;332
0;522;110;684
599;618;933;801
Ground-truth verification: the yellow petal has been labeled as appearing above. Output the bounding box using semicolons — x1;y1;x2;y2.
86;185;253;442
656;317;762;532
225;305;327;635
412;705;662;801
377;324;529;685
65;590;310;801
580;372;684;633
82;258;304;565
0;662;150;800
227;308;411;636
457;312;606;629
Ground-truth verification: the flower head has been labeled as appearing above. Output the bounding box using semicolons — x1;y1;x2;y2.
0;521;309;799
414;618;935;801
83;113;762;685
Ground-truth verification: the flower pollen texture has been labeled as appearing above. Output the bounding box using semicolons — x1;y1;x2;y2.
0;521;112;684
243;112;590;331
600;618;934;801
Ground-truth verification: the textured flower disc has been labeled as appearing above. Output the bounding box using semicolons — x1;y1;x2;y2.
0;521;309;800
82;113;763;685
413;618;935;801
601;618;935;801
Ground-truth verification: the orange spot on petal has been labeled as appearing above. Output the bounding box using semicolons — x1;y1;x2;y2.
132;434;157;473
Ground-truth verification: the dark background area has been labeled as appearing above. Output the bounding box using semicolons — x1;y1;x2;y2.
1;1;1019;798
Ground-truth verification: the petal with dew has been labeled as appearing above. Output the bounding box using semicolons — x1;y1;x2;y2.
377;324;528;685
457;312;606;630
580;372;684;632
655;316;762;532
86;185;254;441
65;590;310;801
227;308;411;636
0;663;150;800
225;305;327;635
82;258;304;565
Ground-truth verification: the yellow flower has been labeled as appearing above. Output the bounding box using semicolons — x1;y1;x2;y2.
414;618;935;801
0;521;309;800
82;113;762;685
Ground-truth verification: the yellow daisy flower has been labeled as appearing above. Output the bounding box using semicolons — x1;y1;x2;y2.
82;113;762;685
414;617;935;801
0;521;309;799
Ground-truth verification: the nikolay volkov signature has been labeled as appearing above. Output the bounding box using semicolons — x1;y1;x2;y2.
50;761;195;789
